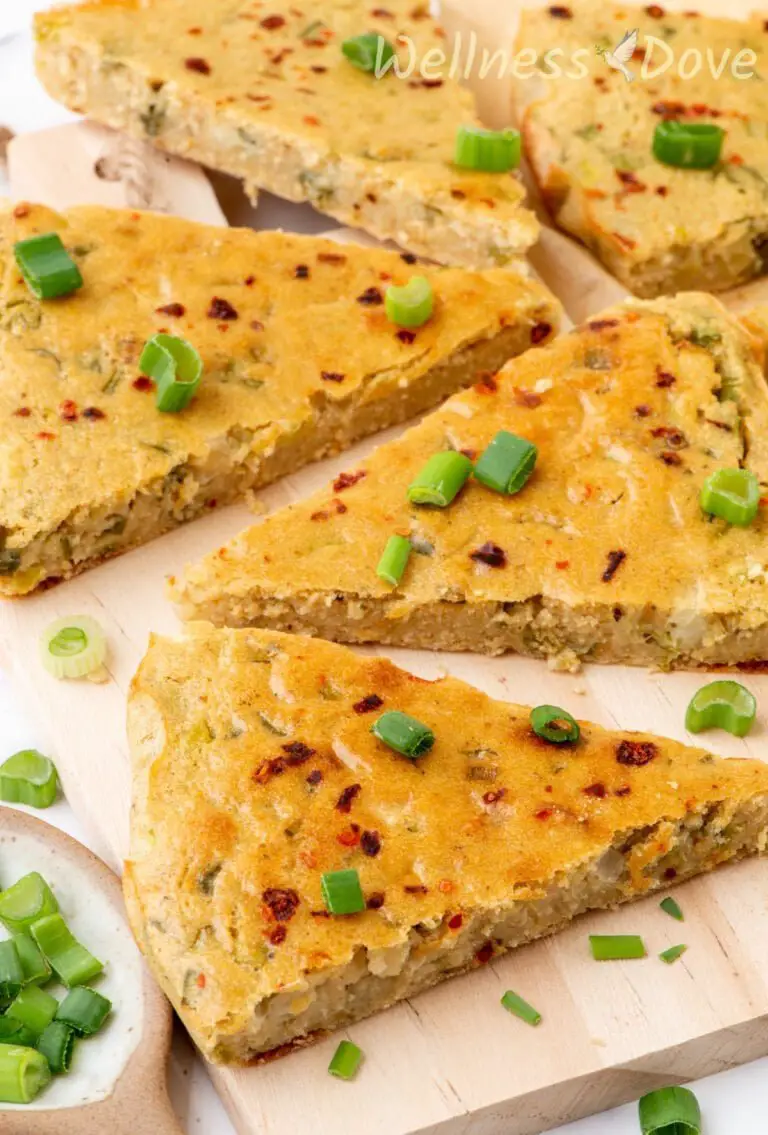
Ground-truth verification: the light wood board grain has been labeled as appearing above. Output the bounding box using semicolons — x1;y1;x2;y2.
1;99;768;1135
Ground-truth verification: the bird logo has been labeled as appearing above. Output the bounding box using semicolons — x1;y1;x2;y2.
596;28;638;82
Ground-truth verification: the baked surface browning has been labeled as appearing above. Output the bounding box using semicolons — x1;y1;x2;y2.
125;625;768;1063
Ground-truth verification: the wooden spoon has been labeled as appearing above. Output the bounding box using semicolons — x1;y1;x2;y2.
0;805;181;1135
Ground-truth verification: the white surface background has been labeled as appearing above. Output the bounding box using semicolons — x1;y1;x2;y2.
1;1;767;1131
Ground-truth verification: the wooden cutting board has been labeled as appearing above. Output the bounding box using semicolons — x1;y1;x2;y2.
1;108;768;1135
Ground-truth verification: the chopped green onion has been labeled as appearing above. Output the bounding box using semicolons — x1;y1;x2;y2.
56;987;111;1036
0;1045;51;1103
455;124;521;172
30;913;103;987
14;232;83;300
474;430;538;495
685;679;756;737
385;276;433;328
321;869;366;915
376;534;412;586
407;451;472;507
639;1085;701;1134
328;1038;363;1079
530;705;580;745
500;990;541;1026
371;710;435;758
0;1019;38;1047
0;873;58;934
0;749;58;809
659;897;684;922
36;1020;75;1075
589;934;646;961
653;119;724;170
700;467;760;527
40;614;107;679
659;944;687;965
139;333;203;413
12;933;51;986
341;33;395;74
0;940;24;1001
7;985;59;1035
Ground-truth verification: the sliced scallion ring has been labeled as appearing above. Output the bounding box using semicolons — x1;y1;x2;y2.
407;451;472;507
14;232;83;300
0;1045;51;1104
40;615;106;680
30;913;103;988
56;987;112;1036
328;1038;363;1079
652;119;723;170
685;680;756;738
500;989;541;1026
638;1085;701;1134
589;934;646;961
454;125;521;172
474;430;538;495
659;896;684;922
36;1021;76;1075
384;276;434;328
139;333;203;413
0;750;58;809
700;467;760;527
371;710;435;758
376;534;412;586
0;873;58;935
530;705;580;745
321;869;365;915
659;944;687;965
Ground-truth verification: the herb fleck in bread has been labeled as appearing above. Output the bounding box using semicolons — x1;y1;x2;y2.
125;624;768;1064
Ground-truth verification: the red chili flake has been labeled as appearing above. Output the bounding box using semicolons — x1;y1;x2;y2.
321;371;345;383
404;884;428;895
646;4;665;15
262;888;300;921
655;185;669;197
59;400;78;422
371;7;393;16
445;913;462;931
207;296;238;320
13;407;31;418
333;470;366;493
187;26;202;34
475;942;494;964
634;404;652;418
548;4;572;15
244;276;255;286
554;560;571;572
337;828;361;847
365;192;378;204
366;893;385;910
450;188;466;200
336;784;362;813
513;387;542;408
311;65;328;73
470;542;507;568
156;302;186;317
616;170;646;194
534;808;553;820
260;14;286;28
651;426;687;448
588;318;619;331
602;549;626;582
294;264;310;278
357;286;383;305
530;321;552;344
353;693;383;715
317;251;346;264
185;57;211;74
361;830;382;857
36;431;56;441
656;368;676;387
282;741;315;765
306;769;323;786
396;329;416;344
691;103;721;118
616;740;658;767
583;782;606;798
269;925;287;945
661;452;683;466
613;606;624;622
482;788;506;805
13;203;30;218
250;319;264;331
401;252;418;264
729;154;744;166
474;373;498;394
614;785;631;797
613;233;637;251
663;867;677;880
132;376;154;392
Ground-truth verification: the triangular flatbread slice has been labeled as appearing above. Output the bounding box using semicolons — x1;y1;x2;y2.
175;293;768;669
35;0;538;268
0;202;556;596
125;624;768;1063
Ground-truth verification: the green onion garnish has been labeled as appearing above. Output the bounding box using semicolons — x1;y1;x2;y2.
653;119;724;170
0;873;58;934
589;934;646;961
0;1044;51;1103
328;1038;363;1079
0;940;24;1002
376;534;412;587
700;467;760;527
40;615;107;680
341;33;395;74
139;333;203;413
454;125;521;172
321;869;366;916
500;989;541;1027
530;705;580;745
407;451;472;507
685;680;756;738
371;710;435;758
474;430;538;495
0;1019;38;1047
13;232;83;300
659;897;684;922
0;749;58;809
384;276;434;328
12;933;51;985
639;1085;701;1134
659;944;687;965
56;987;112;1036
6;985;58;1036
36;1020;76;1075
30;913;104;987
